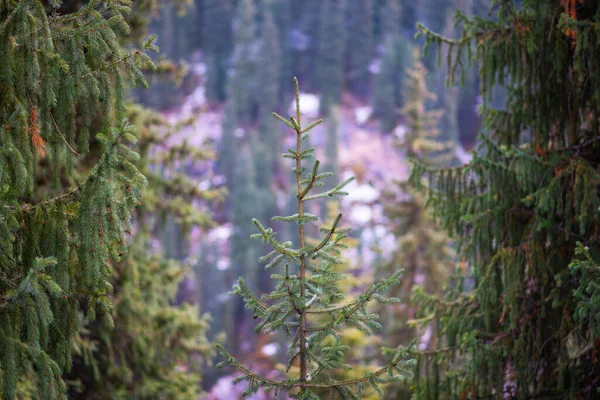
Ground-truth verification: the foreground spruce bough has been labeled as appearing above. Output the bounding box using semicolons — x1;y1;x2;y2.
216;79;416;399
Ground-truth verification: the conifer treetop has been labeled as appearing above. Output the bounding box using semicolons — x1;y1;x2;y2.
216;78;416;399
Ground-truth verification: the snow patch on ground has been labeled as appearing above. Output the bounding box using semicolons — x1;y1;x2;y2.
261;343;280;356
349;204;373;225
394;124;408;143
343;178;380;204
418;326;433;351
288;93;320;118
354;106;372;125
455;144;473;164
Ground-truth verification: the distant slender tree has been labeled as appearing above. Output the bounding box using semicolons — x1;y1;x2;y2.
231;0;258;123
382;0;402;40
258;10;282;173
374;0;413;132
217;80;238;188
229;144;262;351
274;0;296;101
203;0;233;103
346;0;375;99
373;38;412;133
399;0;418;35
378;52;456;400
317;0;346;115
380;51;455;337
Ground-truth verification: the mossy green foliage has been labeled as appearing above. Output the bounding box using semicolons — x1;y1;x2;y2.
216;79;416;399
411;1;600;397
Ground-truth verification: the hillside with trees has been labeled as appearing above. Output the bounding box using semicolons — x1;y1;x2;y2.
1;0;599;399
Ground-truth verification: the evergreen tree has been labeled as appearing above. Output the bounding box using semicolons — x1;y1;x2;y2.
69;103;219;398
423;0;452;35
373;38;412;133
377;56;455;400
217;80;238;188
381;0;402;40
570;241;600;342
259;10;281;121
412;1;600;397
317;0;346;115
231;0;258;123
0;2;157;398
216;78;416;399
399;0;418;36
346;0;375;99
373;40;398;133
229;144;263;351
324;107;342;182
203;0;233;103
274;0;296;102
68;238;213;400
258;10;282;174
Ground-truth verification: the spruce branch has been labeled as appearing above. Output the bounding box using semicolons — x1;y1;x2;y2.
12;120;140;213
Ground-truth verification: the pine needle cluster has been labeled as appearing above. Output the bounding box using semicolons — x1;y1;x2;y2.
216;79;416;399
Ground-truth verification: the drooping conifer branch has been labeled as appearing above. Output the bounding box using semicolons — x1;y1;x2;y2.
410;1;600;398
0;2;156;397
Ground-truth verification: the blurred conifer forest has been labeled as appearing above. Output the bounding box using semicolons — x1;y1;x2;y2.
1;0;600;399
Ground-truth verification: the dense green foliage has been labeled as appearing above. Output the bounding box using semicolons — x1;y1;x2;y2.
216;79;416;399
570;241;600;341
0;2;215;398
411;1;600;397
66;104;218;399
0;2;154;397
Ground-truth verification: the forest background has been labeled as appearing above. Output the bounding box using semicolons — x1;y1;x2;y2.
2;0;600;399
142;0;483;396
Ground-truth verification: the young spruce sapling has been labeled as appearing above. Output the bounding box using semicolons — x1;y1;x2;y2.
216;78;416;399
